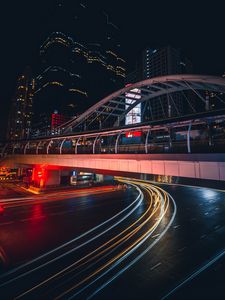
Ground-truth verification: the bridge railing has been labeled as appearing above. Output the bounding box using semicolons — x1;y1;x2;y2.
1;114;225;157
2;137;225;156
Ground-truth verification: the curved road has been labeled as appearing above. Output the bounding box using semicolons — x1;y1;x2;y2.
95;179;225;300
0;180;175;299
0;179;225;299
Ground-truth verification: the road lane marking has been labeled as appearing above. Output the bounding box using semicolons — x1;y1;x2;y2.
161;246;225;300
150;262;162;271
152;233;160;238
0;221;14;226
178;247;186;252
173;225;180;229
200;234;207;239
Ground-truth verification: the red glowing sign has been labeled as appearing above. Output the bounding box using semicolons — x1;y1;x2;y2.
33;166;47;182
125;131;142;138
51;113;67;129
37;171;43;178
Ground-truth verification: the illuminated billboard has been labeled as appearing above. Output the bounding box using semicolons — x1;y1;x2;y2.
125;87;141;125
125;131;142;138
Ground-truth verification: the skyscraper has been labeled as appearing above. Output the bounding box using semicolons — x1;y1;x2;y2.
142;46;192;79
32;2;125;136
7;67;34;140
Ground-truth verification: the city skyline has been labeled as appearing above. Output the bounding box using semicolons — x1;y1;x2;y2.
1;0;224;140
1;2;225;299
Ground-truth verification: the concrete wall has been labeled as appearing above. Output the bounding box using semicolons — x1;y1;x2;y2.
45;170;61;186
1;153;225;182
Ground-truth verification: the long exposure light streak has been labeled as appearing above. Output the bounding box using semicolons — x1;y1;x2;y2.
0;184;143;289
7;178;176;300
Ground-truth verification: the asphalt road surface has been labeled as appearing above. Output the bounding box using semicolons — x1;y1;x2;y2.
0;182;29;199
95;180;225;300
0;180;225;299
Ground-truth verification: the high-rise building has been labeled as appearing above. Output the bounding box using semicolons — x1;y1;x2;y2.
126;46;193;121
32;32;88;136
142;46;192;79
7;67;35;140
32;2;125;136
51;110;69;135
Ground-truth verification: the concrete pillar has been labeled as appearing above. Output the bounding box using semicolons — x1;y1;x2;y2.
60;170;71;185
31;167;61;188
95;174;104;182
206;95;210;111
18;168;23;177
95;174;114;183
45;170;61;187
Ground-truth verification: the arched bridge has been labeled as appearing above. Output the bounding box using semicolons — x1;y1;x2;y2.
1;74;225;183
60;74;225;133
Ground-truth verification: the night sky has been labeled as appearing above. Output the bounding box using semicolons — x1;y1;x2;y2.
1;0;224;139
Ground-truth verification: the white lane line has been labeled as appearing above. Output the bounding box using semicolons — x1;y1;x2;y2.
178;247;186;252
173;225;180;229
150;262;162;271
0;184;143;287
161;247;225;300
78;189;177;300
0;197;34;203
0;221;14;226
152;233;160;238
20;216;45;222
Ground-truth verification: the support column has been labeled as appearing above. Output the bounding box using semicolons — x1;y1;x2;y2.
115;131;122;154
187;122;192;154
168;127;172;150
93;135;100;154
46;140;52;154
45;170;61;187
206;95;210;111
145;129;150;154
75;137;81;154
59;139;66;154
31;167;61;189
207;123;213;147
95;174;114;183
36;141;42;155
1;144;8;156
24;142;29;154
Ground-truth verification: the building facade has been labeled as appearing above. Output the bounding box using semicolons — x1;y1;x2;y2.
126;46;193;121
32;2;126;137
142;46;192;79
7;67;35;140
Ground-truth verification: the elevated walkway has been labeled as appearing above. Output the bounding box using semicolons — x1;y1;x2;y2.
2;153;225;182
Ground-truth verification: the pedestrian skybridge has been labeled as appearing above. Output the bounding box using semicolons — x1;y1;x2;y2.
1;74;225;183
2;74;225;157
1;75;225;156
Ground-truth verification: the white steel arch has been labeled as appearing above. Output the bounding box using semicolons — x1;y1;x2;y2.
60;74;225;133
